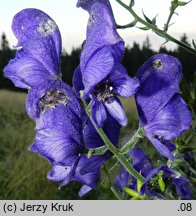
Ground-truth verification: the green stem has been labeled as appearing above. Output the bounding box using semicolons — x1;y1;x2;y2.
85;109;145;183
164;4;176;32
109;160;119;173
103;165;123;200
116;0;196;55
121;127;143;154
111;187;122;200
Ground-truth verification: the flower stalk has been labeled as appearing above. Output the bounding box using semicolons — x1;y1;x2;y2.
121;126;144;154
85;106;145;183
116;0;196;55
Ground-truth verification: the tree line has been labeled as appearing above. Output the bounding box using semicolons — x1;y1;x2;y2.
0;33;195;91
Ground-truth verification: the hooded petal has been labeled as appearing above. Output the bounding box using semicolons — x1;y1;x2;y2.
4;9;62;89
135;54;182;125
12;8;61;74
79;2;124;75
77;0;113;13
109;64;139;98
82;46;114;99
145;94;192;140
104;97;127;126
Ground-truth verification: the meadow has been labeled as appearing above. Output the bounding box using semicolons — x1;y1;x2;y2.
0;90;195;199
0;90;138;199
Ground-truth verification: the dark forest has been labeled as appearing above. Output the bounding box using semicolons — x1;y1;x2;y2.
0;33;195;90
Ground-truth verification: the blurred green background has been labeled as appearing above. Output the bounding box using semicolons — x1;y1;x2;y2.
0;90;138;199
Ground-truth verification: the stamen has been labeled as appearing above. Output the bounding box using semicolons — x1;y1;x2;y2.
96;83;114;102
39;90;69;113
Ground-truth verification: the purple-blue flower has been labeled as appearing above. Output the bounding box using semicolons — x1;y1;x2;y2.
140;165;192;200
115;148;192;199
4;8;62;89
135;54;192;161
115;148;153;193
26;80;120;196
73;0;139;127
4;8;121;196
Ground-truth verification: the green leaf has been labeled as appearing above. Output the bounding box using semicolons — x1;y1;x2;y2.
176;1;190;6
152;14;158;25
128;19;137;27
137;180;143;193
131;196;146;200
87;149;94;158
192;39;196;49
158;177;165;192
123;187;139;197
161;40;169;47
87;145;108;158
172;0;191;7
142;10;153;24
138;26;150;31
116;20;137;29
129;0;135;7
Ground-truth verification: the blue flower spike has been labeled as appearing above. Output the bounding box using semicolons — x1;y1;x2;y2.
135;54;192;161
73;0;139;127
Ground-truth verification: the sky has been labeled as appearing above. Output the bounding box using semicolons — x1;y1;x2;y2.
0;0;196;53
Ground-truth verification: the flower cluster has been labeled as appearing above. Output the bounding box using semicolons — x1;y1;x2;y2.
135;54;192;161
115;148;192;199
3;0;193;199
74;0;139;127
4;8;120;196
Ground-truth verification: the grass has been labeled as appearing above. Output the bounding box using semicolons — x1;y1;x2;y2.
0;90;137;199
0;90;83;199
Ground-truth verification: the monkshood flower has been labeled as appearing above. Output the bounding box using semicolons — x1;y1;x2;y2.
140;165;192;200
135;54;192;161
115;148;155;196
4;8;62;89
26;80;121;196
73;0;139;127
115;148;192;199
3;8;121;196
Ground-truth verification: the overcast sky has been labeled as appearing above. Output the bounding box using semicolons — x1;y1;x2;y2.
0;0;195;52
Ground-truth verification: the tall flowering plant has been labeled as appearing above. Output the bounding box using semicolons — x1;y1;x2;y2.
3;0;196;200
